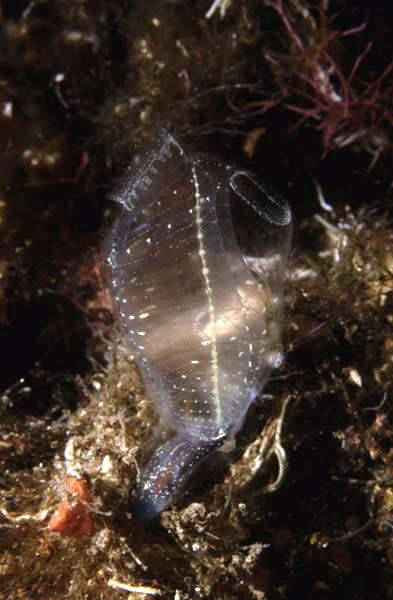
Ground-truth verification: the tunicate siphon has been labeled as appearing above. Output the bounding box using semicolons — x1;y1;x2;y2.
103;130;293;520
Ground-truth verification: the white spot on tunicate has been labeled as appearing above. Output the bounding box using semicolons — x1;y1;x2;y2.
127;248;131;254
138;345;144;350
139;312;149;319
129;315;135;320
122;298;127;303
167;223;172;229
201;340;210;346
191;360;199;364
137;331;146;336
146;237;151;244
146;287;155;292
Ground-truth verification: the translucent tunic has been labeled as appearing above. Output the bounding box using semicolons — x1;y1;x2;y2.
103;130;293;519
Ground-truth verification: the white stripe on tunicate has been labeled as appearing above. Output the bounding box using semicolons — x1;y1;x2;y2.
192;164;221;424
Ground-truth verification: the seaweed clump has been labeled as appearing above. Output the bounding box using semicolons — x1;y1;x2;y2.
254;0;393;167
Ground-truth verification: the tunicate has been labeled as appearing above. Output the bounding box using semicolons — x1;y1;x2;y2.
103;130;293;520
